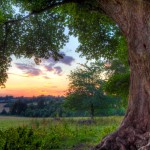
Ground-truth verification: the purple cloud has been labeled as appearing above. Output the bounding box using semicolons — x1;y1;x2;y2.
15;63;30;70
44;63;63;75
43;52;75;66
27;69;41;76
15;63;42;76
59;55;75;65
54;66;62;75
44;64;54;72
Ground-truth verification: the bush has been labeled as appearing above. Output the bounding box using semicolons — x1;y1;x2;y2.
0;125;73;149
0;127;41;150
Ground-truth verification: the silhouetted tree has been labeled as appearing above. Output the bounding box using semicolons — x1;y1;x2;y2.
10;100;27;115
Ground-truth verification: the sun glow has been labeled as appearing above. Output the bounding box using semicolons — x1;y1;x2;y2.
0;71;69;97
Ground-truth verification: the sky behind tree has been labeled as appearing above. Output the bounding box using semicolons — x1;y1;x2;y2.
0;36;88;97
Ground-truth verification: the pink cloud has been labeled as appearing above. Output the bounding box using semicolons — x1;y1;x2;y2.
15;63;42;77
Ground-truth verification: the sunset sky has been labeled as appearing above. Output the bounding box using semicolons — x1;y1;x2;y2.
0;36;87;97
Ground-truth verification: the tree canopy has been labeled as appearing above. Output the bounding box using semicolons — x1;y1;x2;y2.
65;62;124;118
104;59;129;97
0;0;127;87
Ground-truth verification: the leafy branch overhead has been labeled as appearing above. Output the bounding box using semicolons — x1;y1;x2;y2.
0;0;127;87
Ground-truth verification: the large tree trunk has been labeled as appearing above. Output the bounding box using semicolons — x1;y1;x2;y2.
94;0;150;149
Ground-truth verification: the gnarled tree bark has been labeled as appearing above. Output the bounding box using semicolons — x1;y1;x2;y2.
94;0;150;149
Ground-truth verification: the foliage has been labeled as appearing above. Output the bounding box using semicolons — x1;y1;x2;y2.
63;3;128;62
2;94;125;117
65;62;124;118
24;97;65;117
0;0;128;87
10;100;27;115
37;99;45;109
0;116;122;149
104;73;130;99
1;1;129;113
0;127;41;150
103;59;130;107
0;1;70;86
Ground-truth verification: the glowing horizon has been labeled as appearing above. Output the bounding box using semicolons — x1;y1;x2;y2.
0;73;69;97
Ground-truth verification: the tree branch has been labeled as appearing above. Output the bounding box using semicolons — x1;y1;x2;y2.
97;0;129;36
2;0;81;25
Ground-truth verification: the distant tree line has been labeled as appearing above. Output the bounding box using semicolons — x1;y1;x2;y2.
0;94;125;117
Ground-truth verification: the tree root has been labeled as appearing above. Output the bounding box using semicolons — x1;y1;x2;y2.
93;126;150;150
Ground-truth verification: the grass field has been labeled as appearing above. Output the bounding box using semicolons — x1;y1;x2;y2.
0;116;123;149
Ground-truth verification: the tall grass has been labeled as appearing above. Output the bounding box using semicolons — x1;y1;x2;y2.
0;116;123;149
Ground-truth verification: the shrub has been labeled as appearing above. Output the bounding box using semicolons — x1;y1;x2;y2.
0;127;41;150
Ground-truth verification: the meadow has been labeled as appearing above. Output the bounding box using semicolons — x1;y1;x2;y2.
0;116;123;150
